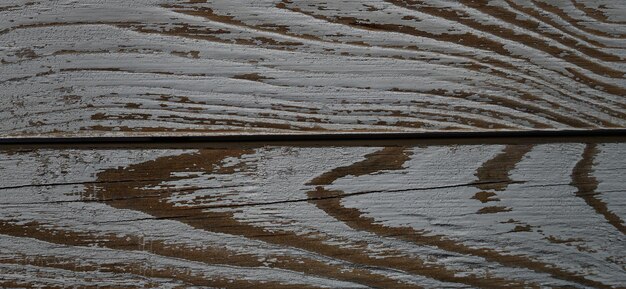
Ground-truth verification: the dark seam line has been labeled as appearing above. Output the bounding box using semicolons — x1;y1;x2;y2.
1;129;625;146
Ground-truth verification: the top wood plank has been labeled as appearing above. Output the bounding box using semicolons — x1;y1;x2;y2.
1;0;625;137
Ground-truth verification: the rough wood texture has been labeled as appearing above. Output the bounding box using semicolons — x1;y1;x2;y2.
1;0;625;137
1;1;625;288
1;142;624;288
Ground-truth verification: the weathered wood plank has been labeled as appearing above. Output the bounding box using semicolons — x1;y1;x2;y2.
1;141;624;288
1;0;625;137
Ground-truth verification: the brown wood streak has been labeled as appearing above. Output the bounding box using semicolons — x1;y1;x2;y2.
0;150;360;288
389;0;621;61
47;0;613;131
85;148;529;288
472;145;533;214
571;1;626;25
82;149;430;289
474;144;533;191
306;146;614;289
2;1;624;136
4;48;544;131
273;1;625;126
0;150;314;288
531;0;626;38
78;147;555;288
572;144;626;235
377;0;626;112
278;0;624;85
159;2;625;126
0;222;318;289
474;0;620;48
504;0;622;42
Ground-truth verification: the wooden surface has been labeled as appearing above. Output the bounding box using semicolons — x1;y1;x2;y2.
1;141;625;288
1;1;625;288
1;0;626;137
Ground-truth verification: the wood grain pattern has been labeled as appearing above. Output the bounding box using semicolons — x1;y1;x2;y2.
1;0;625;137
1;1;625;287
1;142;624;288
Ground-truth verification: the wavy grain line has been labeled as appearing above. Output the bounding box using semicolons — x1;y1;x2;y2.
305;146;613;289
571;144;626;234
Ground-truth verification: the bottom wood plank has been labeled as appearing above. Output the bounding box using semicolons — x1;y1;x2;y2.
0;142;624;288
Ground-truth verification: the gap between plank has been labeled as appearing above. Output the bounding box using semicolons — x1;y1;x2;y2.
1;129;625;149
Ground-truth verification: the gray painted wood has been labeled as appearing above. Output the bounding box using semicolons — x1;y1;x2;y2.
1;0;625;137
0;142;624;288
